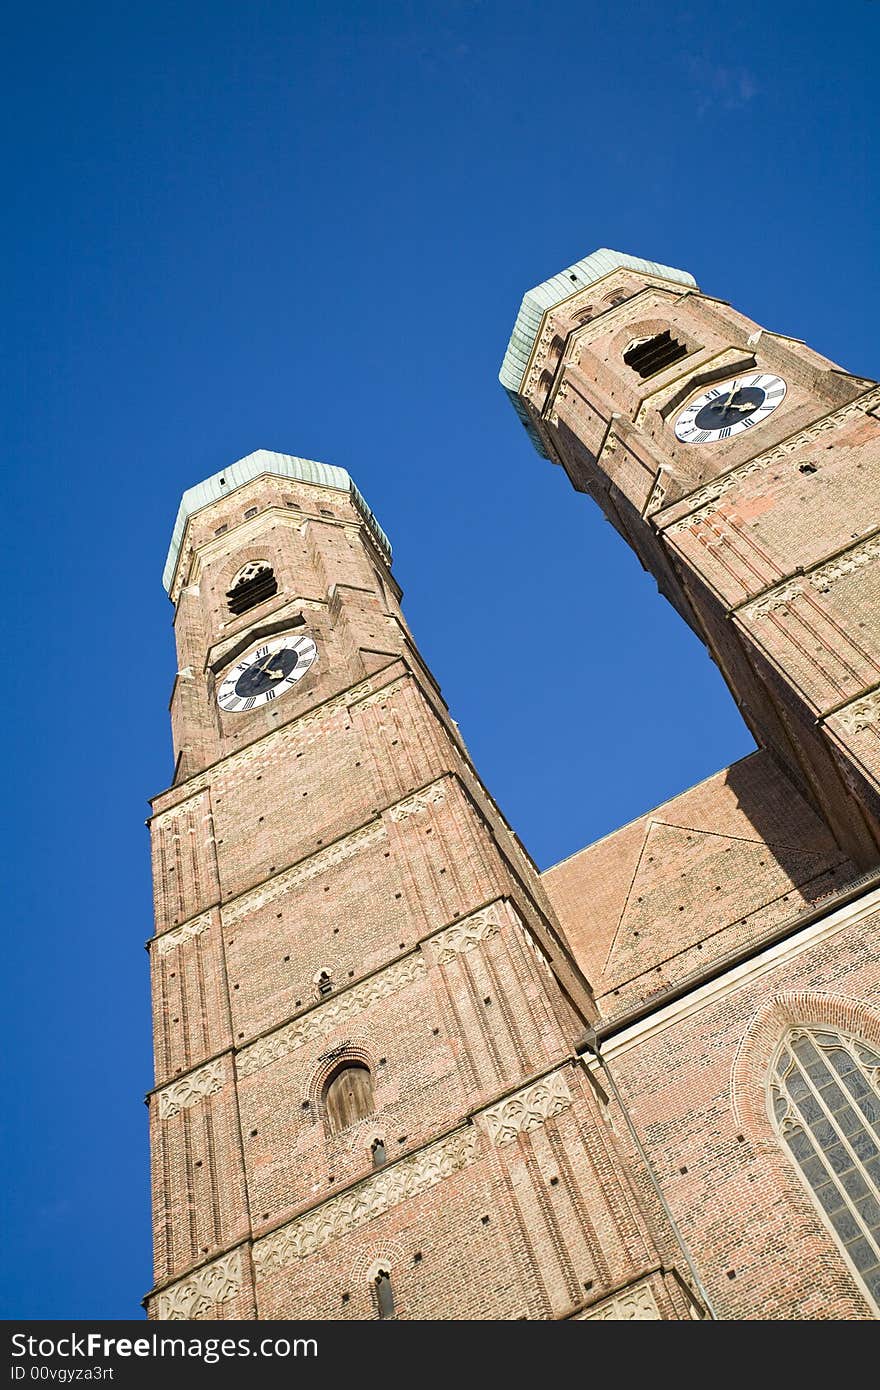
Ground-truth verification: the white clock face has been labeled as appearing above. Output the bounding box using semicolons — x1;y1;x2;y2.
674;372;787;443
217;633;318;712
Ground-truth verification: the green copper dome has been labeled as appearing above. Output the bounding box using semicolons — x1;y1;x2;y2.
499;248;697;456
163;449;391;593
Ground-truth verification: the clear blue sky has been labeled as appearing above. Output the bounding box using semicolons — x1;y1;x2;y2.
2;1;877;1319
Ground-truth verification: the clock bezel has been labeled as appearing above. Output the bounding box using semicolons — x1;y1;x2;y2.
216;632;318;713
674;372;787;444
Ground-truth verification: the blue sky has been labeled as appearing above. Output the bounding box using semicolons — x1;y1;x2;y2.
2;1;877;1319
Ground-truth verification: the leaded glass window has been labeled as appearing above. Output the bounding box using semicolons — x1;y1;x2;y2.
770;1027;880;1309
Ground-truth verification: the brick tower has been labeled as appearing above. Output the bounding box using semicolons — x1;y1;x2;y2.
502;250;880;1318
146;450;707;1320
501;249;880;869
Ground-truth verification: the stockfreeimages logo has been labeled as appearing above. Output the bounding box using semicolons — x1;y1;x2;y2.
11;1332;317;1371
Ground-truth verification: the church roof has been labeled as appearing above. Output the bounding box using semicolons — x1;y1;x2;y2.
163;449;391;593
499;248;697;456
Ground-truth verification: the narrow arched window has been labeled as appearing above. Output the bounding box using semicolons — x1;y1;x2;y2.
316;970;332;998
374;1269;395;1320
226;561;278;616
324;1063;374;1135
770;1027;880;1309
371;1137;386;1169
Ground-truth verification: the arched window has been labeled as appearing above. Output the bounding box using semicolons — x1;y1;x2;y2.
623;330;688;378
770;1027;880;1309
316;970;332;998
374;1269;395;1320
324;1063;374;1135
371;1137;386;1169
226;561;278;616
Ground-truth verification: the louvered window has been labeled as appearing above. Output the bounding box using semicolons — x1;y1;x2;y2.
226;561;278;616
770;1027;880;1309
623;330;688;378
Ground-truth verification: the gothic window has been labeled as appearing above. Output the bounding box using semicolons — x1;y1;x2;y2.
324;1063;375;1135
371;1137;387;1169
316;970;332;998
374;1269;395;1320
623;330;688;378
770;1027;880;1309
226;561;278;616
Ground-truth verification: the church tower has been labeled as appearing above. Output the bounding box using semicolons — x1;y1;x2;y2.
501;249;880;868
502;250;880;1319
145;450;707;1320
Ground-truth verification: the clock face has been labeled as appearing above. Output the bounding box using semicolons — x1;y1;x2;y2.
217;633;318;712
674;372;787;443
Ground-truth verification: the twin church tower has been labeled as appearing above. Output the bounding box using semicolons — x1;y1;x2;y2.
146;250;880;1320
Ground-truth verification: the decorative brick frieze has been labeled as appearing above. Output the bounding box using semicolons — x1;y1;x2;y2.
156;1058;226;1118
810;532;880;592
739;579;806;620
349;676;408;711
387;778;448;822
834;690;880;736
222;820;387;926
662;385;880;535
644;469;670;516
581;1282;662;1320
253;1127;479;1270
155;912;211;955
154;1248;245;1320
237;955;427;1077
481;1071;572;1145
737;532;880;621
429;905;504;964
154;672;399;809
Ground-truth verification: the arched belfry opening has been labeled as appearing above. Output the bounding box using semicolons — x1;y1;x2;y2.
226;560;278;616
